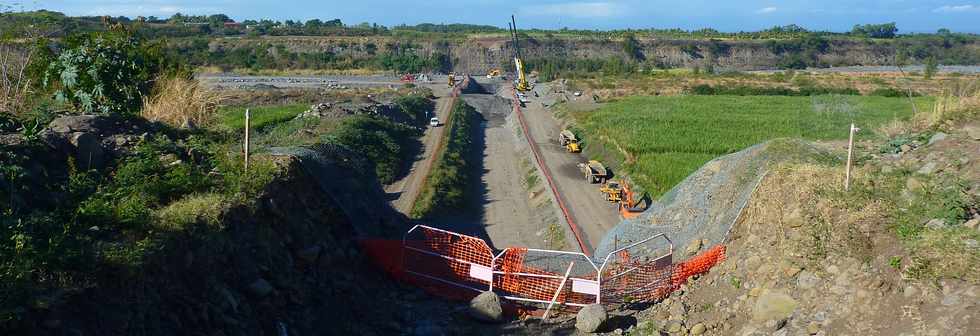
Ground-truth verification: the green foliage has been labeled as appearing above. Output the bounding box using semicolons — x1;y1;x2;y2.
42;31;175;115
328;115;421;184
575;95;932;196
525;56;638;81
689;84;859;96
622;33;644;61
394;93;435;124
411;100;478;218
852;22;898;39
923;56;938;79
869;87;919;97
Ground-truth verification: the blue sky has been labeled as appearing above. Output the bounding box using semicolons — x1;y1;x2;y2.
21;0;980;33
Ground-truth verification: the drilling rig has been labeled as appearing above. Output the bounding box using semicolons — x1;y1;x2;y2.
508;15;532;92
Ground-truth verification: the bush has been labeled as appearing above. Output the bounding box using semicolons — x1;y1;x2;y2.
42;31;175;115
688;84;859;96
870;87;919;97
411;100;478;218
328;115;421;184
155;193;229;232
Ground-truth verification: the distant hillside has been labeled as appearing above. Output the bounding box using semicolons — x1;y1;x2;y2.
3;10;980;74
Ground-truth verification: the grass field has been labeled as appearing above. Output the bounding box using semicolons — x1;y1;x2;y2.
217;104;308;130
573;94;934;197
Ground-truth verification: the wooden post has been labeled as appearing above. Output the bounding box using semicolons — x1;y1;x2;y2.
845;123;860;191
543;262;575;320
244;108;250;172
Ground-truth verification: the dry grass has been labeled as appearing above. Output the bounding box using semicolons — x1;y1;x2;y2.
0;43;36;115
155;193;229;232
875;79;980;136
141;76;226;127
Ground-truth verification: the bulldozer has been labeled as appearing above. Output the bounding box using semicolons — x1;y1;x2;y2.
599;180;623;203
558;129;581;153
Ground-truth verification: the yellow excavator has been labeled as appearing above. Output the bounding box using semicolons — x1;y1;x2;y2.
447;73;456;88
508;16;531;92
486;69;501;78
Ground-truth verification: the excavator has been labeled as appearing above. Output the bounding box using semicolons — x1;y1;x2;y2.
508;16;532;92
447;73;456;88
618;180;646;219
486;69;501;79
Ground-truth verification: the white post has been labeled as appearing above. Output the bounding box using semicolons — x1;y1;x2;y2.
543;262;575;320
244;108;251;172
845;123;860;191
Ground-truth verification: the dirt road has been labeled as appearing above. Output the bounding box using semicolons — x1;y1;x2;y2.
512;84;621;252
385;86;454;213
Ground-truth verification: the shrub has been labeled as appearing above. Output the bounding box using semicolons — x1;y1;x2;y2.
155;193;229;232
42;31;175;115
869;87;919;97
411;100;478;218
328;115;421;184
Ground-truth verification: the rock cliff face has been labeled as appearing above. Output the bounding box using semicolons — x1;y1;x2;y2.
203;35;980;73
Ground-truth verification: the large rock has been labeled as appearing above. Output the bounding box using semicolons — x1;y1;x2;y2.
575;304;607;333
752;290;797;322
69;132;105;168
247;278;274;297
468;291;503;322
927;132;947;145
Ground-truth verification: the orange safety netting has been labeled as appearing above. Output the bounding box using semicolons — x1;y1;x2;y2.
493;248;598;306
361;226;727;310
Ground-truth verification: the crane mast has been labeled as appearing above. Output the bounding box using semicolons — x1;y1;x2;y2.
509;15;531;92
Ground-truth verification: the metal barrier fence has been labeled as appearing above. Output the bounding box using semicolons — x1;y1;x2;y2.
399;225;723;309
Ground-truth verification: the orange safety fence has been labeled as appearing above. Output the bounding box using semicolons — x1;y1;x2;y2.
492;248;599;307
360;225;726;311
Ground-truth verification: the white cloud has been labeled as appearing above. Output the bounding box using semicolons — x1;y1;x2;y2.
932;4;979;13
519;2;626;18
756;7;777;14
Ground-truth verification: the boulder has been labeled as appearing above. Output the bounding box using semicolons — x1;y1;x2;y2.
690;322;707;335
468;291;503;323
925;218;946;229
963;125;980;141
685;239;703;256
917;162;938;175
753;290;797;322
575;304;607;333
69;132;105;168
247;278;274;297
927;132;947;145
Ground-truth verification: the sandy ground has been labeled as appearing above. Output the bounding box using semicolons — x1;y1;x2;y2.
384;85;453;213
513;83;621;253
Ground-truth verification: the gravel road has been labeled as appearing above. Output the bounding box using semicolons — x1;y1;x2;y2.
384;87;453;214
513;83;621;253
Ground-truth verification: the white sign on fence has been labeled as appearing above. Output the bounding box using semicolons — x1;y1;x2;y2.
469;264;493;282
571;278;600;295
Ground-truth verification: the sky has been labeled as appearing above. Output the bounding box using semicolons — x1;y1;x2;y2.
15;0;980;33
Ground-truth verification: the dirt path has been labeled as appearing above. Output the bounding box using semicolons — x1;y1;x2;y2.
385;86;453;214
512;84;621;252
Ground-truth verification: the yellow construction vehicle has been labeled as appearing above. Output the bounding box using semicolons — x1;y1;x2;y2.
558;129;581;153
447;73;456;87
599;180;623;203
508;16;531;92
486;69;501;78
